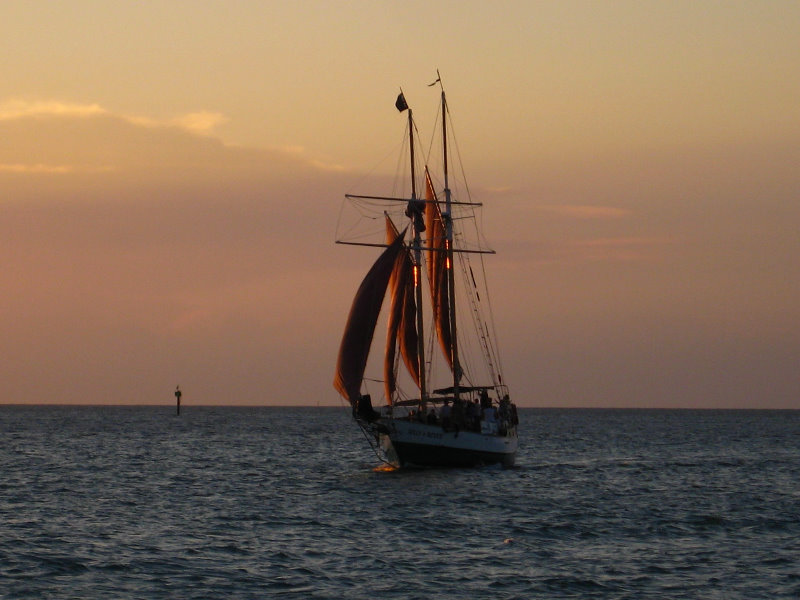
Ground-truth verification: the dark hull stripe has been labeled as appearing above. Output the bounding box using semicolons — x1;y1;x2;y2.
391;440;516;468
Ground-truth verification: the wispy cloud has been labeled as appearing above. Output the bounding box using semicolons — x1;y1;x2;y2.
560;236;674;262
276;145;347;172
0;163;73;174
0;163;115;174
0;100;107;120
0;99;227;135
0;99;341;182
169;111;228;134
539;205;632;219
503;236;674;265
571;236;672;260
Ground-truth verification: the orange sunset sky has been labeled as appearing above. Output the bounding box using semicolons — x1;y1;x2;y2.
1;1;798;408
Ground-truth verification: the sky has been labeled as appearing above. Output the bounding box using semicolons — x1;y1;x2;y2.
1;1;798;408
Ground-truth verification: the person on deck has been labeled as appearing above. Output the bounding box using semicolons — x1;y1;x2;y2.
440;400;452;429
427;408;438;425
452;399;465;431
467;399;481;432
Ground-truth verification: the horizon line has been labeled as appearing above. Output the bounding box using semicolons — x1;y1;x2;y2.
0;404;795;411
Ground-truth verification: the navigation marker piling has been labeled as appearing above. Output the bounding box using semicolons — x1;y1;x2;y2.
175;385;182;415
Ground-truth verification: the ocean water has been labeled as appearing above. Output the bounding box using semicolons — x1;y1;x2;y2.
0;406;798;599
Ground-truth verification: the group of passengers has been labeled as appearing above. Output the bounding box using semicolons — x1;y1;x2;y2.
407;389;518;435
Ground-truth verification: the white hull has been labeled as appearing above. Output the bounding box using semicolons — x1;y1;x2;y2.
376;418;517;468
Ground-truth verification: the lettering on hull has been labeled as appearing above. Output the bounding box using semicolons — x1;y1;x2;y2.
404;428;443;441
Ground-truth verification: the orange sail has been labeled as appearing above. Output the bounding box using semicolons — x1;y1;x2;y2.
334;230;407;406
384;218;420;402
424;169;454;371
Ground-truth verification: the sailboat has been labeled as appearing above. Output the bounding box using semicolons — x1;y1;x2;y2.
334;79;519;468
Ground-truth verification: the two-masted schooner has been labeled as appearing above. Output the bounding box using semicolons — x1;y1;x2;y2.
334;79;518;468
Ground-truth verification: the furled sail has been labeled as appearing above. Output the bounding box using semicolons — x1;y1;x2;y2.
384;218;420;403
424;169;454;371
334;231;407;405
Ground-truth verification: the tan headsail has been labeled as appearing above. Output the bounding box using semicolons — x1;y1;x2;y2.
384;218;420;403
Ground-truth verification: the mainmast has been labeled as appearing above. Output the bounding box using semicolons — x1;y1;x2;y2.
440;87;461;400
407;105;428;403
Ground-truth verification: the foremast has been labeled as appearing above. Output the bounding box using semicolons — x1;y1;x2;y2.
405;102;429;407
402;83;466;409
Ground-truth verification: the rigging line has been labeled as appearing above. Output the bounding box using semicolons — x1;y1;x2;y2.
392;124;411;199
468;261;501;380
334;194;349;245
445;109;492;249
355;420;394;468
469;265;498;383
474;251;505;383
455;239;495;375
408;112;432;189
442;123;504;385
457;250;501;389
422;275;438;387
394;379;411;404
423;98;443;171
344;137;407;196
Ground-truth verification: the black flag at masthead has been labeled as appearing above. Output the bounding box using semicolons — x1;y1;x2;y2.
395;93;408;112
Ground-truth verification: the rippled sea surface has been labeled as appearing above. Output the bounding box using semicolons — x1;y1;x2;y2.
1;407;798;599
